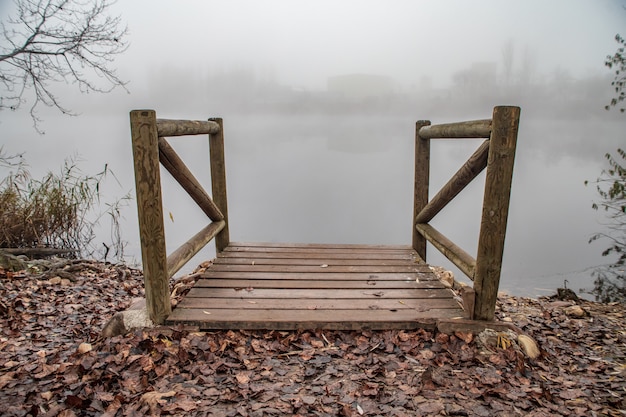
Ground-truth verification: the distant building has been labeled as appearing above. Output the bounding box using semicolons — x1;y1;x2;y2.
327;74;394;100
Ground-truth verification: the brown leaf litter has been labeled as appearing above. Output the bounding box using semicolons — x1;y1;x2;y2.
0;261;624;416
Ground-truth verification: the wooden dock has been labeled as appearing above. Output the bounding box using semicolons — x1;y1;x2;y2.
131;107;520;325
166;243;466;330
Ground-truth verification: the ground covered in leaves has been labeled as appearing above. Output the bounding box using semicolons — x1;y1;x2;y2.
0;261;624;416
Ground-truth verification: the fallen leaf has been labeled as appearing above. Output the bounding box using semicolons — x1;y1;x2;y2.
236;372;250;384
141;390;176;409
517;334;540;359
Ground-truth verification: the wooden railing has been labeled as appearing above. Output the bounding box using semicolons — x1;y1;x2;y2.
413;106;521;321
130;110;230;324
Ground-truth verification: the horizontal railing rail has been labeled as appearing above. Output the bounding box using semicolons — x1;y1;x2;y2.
417;119;492;139
156;119;221;136
413;106;520;321
130;110;230;324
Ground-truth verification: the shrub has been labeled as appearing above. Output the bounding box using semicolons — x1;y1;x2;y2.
0;148;130;261
586;149;626;303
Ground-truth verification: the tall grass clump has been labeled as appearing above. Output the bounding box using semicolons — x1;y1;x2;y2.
0;148;130;261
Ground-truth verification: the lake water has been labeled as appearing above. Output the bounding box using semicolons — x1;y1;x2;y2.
3;101;624;300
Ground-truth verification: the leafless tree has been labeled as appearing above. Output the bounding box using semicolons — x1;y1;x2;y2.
0;0;128;131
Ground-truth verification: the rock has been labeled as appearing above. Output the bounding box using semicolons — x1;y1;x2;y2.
101;298;154;337
77;342;92;354
557;286;580;302
0;250;28;272
564;305;587;318
49;276;62;285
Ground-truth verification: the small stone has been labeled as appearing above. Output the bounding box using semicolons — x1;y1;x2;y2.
77;342;92;354
49;276;62;285
564;305;586;318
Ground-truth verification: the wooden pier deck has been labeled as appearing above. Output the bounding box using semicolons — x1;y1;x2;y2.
166;243;467;330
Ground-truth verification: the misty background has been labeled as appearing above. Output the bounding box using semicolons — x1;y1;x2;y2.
2;0;625;297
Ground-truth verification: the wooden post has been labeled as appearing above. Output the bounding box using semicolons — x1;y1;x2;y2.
209;118;230;253
473;106;521;321
413;121;431;260
130;110;171;324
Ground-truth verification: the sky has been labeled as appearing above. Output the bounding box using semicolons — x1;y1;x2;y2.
1;0;626;297
113;0;625;90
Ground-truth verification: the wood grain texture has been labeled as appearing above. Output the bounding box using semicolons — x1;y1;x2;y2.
158;137;224;221
415;223;476;280
130;110;171;324
418;119;492;139
156;119;220;136
167;308;464;331
415;139;490;224
209;118;230;253
166;243;465;330
473;106;520;321
413;120;431;258
166;220;225;277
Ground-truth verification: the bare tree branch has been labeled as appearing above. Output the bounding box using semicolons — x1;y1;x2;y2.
0;0;128;132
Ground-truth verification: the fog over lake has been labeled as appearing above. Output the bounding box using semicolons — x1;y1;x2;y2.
2;0;625;298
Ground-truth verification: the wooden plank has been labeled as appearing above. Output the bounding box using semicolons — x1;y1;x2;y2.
166;308;465;330
207;264;427;273
212;257;428;267
176;297;462;311
209;118;230;253
158;137;224;221
224;245;413;254
418;119;492;139
167;242;465;330
130;110;171;324
156;118;220;136
229;242;413;250
415;223;476;280
199;271;438;281
166;220;225;277
415;139;490;224
185;287;454;299
217;251;417;260
192;279;445;289
413;120;431;258
473;106;520;321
